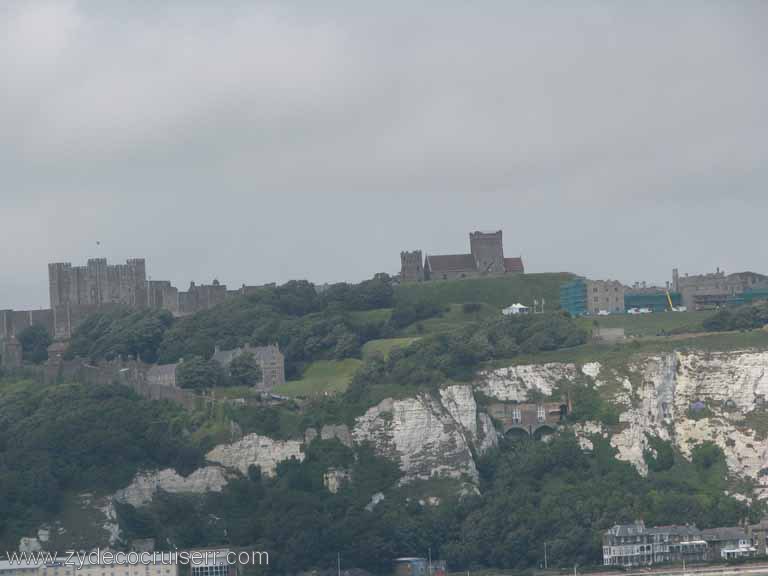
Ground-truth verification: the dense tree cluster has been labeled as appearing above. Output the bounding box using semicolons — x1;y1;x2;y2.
157;280;392;378
176;353;264;390
0;380;201;549
704;302;768;332
176;356;228;390
61;280;394;378
228;352;263;387
17;324;52;364
388;299;445;329
116;433;751;574
65;307;174;363
322;275;395;311
348;312;588;399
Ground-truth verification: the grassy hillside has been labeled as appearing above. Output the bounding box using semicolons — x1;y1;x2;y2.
398;303;498;336
274;359;363;397
394;272;575;309
362;337;421;359
489;327;768;368
576;310;716;337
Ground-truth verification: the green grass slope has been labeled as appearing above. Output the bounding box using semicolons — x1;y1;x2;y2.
394;272;575;309
274;359;363;397
399;303;498;336
362;337;421;359
577;310;716;337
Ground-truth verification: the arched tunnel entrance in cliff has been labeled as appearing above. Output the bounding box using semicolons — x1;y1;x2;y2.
503;427;531;440
532;424;557;441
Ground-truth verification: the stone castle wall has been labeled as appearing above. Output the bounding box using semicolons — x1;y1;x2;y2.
43;357;198;410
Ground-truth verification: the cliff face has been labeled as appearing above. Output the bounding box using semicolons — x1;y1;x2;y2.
106;349;768;508
352;384;497;484
23;348;768;552
476;350;768;501
206;434;304;476
608;350;768;497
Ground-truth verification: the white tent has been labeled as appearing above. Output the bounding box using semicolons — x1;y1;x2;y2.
502;303;530;316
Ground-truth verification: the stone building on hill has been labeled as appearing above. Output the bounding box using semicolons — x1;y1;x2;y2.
672;267;768;311
211;344;286;390
48;258;152;338
45;257;270;337
401;230;524;282
586;279;625;314
559;278;625;316
146;362;180;388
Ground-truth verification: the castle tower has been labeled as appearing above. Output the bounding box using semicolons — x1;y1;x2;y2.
126;258;148;307
400;250;424;282
48;262;73;308
470;230;505;274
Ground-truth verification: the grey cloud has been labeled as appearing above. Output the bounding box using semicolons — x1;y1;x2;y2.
1;0;766;309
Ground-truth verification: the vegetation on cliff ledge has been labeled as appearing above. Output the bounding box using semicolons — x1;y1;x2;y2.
115;434;751;574
0;378;201;550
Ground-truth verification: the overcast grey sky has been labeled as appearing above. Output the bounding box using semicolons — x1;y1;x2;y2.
1;0;766;309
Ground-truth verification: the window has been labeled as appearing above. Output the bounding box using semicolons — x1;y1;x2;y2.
512;407;521;423
537;405;545;422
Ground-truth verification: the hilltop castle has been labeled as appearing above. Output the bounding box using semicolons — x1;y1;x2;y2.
0;258;268;366
46;258;266;338
400;230;524;282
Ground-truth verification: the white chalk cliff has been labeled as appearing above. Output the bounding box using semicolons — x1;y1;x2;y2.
112;350;768;510
352;384;498;483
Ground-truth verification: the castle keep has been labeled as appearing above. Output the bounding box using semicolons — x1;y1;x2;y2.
400;230;524;281
43;258;268;338
49;258;149;338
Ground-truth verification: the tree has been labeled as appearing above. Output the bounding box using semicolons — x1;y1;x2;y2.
176;356;227;390
229;352;262;387
17;325;52;364
65;307;173;363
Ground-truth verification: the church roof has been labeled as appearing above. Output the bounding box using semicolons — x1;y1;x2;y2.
425;254;476;273
504;257;525;273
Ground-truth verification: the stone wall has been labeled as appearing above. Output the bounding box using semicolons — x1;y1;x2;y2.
673;268;768;310
0;336;23;368
45;357;198;410
0;308;54;339
147;280;179;315
178;280;228;315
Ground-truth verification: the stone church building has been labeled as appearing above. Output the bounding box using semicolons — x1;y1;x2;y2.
400;230;524;282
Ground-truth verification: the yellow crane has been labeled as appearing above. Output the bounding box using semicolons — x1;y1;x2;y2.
666;289;675;311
